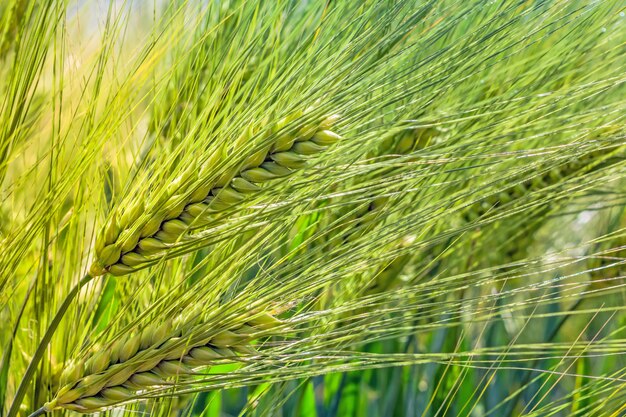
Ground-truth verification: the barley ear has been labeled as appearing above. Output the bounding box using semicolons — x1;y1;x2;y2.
90;112;342;277
45;310;284;413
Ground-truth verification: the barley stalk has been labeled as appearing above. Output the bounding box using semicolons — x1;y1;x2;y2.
41;309;283;414
90;111;341;277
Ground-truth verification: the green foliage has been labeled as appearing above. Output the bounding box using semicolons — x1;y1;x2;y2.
1;0;625;416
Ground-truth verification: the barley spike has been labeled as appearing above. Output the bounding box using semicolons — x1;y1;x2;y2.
90;112;341;277
42;310;283;414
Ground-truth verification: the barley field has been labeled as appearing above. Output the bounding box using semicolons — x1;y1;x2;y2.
1;1;625;416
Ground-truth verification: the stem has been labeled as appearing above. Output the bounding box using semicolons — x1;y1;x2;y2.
27;406;46;417
327;372;348;417
500;296;583;416
7;274;93;417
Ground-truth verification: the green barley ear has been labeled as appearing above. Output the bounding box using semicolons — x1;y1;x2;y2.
338;123;442;243
352;126;443;296
44;309;284;413
461;144;622;224
374;123;442;158
90;112;342;277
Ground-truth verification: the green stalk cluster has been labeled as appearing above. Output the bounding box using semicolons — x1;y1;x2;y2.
0;0;27;59
91;113;341;276
44;311;282;413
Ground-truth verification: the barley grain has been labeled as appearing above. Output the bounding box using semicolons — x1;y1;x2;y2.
90;113;341;277
42;311;283;413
